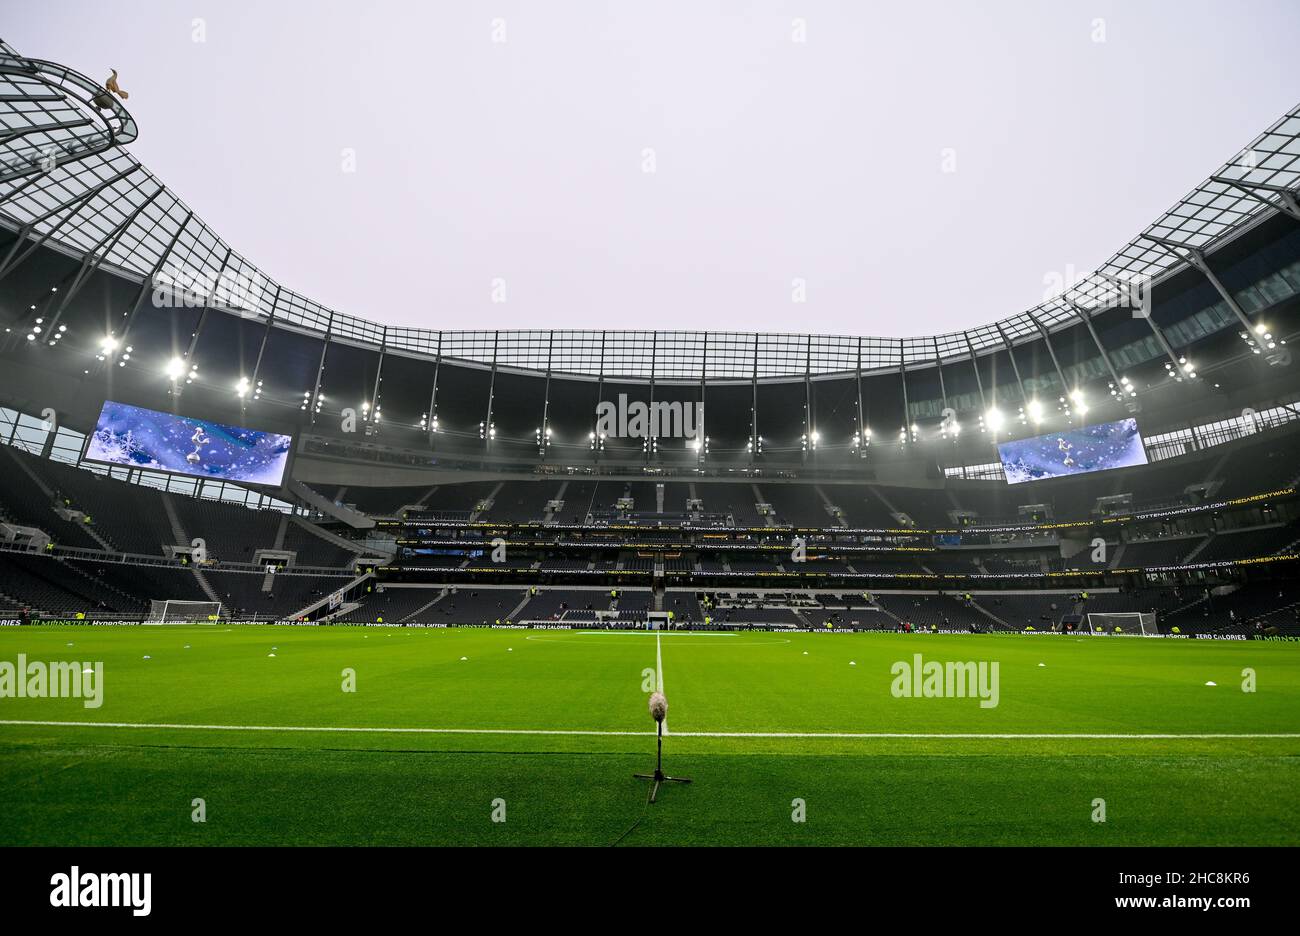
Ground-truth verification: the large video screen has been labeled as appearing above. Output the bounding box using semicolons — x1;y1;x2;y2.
997;418;1147;485
85;401;293;486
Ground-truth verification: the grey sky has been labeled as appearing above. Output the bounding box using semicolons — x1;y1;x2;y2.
7;1;1300;336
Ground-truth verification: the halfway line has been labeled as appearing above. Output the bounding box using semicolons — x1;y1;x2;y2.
656;630;667;734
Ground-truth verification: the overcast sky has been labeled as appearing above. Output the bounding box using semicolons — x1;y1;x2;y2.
6;1;1300;337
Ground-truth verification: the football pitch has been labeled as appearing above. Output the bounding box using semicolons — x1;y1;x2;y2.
1;625;1298;846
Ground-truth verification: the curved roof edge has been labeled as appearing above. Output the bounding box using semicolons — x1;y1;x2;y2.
1;39;1298;378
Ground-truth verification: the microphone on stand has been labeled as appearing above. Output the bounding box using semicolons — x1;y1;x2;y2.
635;691;691;803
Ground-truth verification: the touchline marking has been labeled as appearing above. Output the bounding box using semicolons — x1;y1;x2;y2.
1;721;1297;740
0;719;651;737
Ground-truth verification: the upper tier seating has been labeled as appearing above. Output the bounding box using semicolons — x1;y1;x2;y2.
0;448;106;549
757;483;835;527
480;480;562;522
5;446;356;568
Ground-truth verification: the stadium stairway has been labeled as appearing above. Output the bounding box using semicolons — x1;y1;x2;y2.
50;501;117;554
969;597;1015;631
313;600;362;623
541;481;568;525
872;600;905;628
160;492;223;606
506;591;534;621
54;557;143;611
751;483;774;527
272;514;289;551
865;486;909;528
1181;533;1214;565
397;588;448;624
1247;595;1300;635
288;480;375;530
288;568;374;622
263;516;289;593
333;483;437;518
66;518;116;554
287;515;387;563
467;482;504;522
813;485;850;528
412;486;440;511
2;448;115;551
1155;591;1217;633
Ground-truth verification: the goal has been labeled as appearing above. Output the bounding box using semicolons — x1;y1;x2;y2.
145;600;222;624
1086;611;1158;636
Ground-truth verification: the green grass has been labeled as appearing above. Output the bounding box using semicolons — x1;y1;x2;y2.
1;625;1298;845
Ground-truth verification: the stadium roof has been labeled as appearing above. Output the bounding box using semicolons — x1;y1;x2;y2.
2;39;1299;379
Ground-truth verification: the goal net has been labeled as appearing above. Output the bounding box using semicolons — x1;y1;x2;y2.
145;600;222;624
1086;612;1158;636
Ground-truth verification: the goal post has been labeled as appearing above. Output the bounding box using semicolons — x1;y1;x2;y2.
145;599;222;624
1086;611;1158;636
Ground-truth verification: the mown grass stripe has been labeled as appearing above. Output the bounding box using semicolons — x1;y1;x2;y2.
3;720;1298;740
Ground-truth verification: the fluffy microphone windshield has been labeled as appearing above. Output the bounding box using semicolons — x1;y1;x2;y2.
648;691;668;723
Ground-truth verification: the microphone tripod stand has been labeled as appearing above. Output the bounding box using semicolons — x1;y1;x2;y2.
634;718;691;803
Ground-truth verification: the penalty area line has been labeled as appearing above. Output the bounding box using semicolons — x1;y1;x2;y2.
1;720;1298;740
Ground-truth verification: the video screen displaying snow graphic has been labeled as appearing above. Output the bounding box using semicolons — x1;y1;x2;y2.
85;401;293;486
997;418;1147;485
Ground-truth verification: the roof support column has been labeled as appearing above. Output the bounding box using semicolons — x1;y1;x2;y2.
539;330;553;458
1066;299;1125;394
368;326;387;427
117;210;193;348
1208;175;1300;222
697;332;707;465
1145;236;1271;354
855;337;867;455
426;331;443;442
1095;270;1185;375
308;311;333;427
803;335;813;458
963;332;986;412
171;246;233;402
899;339;912;442
483;330;499;448
1028;312;1070;406
244;284;281;416
933;338;949;411
47;185;163;333
994;323;1028;407
750;333;759;465
593;330;606;464
0;165;140;282
646;331;657;463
